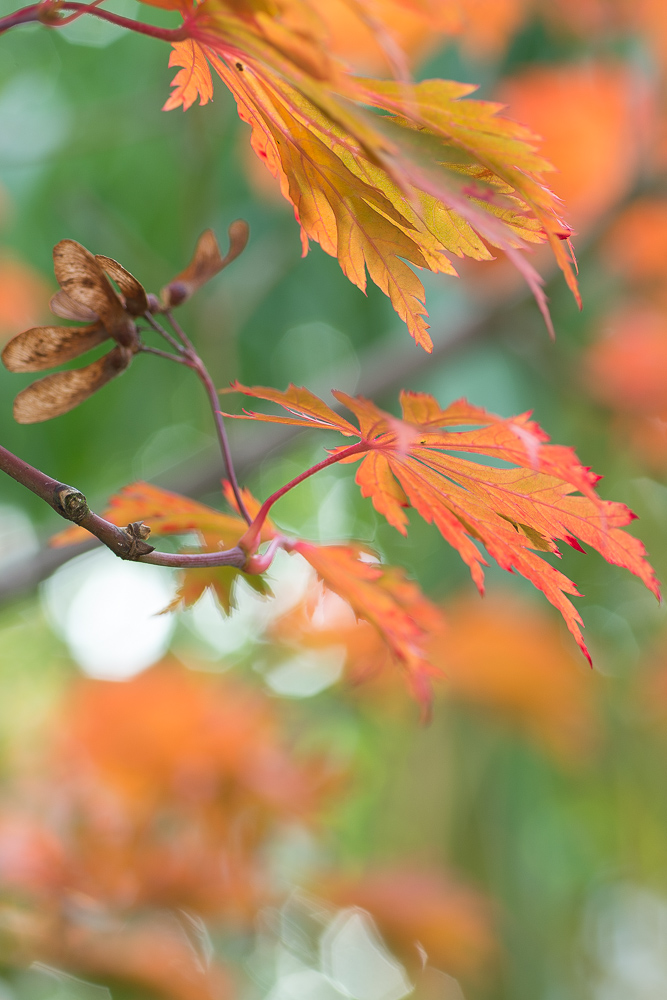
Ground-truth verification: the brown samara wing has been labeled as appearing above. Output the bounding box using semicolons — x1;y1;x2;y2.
50;289;99;323
52;240;137;349
95;255;148;316
13;346;132;423
161;221;249;307
2;324;108;372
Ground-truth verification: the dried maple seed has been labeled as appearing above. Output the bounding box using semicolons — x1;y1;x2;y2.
2;240;144;423
11;347;134;424
2;325;108;373
52;240;139;349
95;255;149;317
160;221;249;308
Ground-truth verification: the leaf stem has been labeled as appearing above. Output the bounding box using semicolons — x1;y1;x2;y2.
240;441;368;552
0;1;191;39
0;2;38;32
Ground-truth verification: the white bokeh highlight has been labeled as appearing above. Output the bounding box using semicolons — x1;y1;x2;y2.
586;884;667;1000
42;550;175;680
187;549;313;658
0;505;39;573
320;909;412;1000
265;647;346;698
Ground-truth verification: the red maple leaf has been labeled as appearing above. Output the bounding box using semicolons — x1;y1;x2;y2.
224;382;660;660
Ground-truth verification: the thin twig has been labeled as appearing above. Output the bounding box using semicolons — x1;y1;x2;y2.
144;310;251;523
165;309;196;353
140;345;190;365
190;356;252;523
143;312;185;354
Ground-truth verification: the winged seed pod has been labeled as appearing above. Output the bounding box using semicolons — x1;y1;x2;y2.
2;240;144;424
160;221;249;308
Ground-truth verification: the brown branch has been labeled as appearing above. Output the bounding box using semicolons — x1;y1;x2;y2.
0;298;494;605
0;445;246;570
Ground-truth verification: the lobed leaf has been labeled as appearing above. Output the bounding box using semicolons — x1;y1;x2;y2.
224;383;660;659
155;1;580;346
162;38;215;111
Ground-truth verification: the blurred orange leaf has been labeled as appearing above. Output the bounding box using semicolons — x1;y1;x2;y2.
585;306;667;416
0;254;52;342
305;0;460;74
456;0;529;57
324;867;497;979
430;593;598;760
497;62;649;227
0;663;344;995
602;197;667;288
49;664;335;914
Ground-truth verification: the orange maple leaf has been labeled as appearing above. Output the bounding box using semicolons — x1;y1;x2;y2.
290;540;445;711
223;382;660;659
163;38;215;111
430;593;598;761
149;0;578;346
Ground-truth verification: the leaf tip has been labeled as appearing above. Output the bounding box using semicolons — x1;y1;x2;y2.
565;534;586;554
